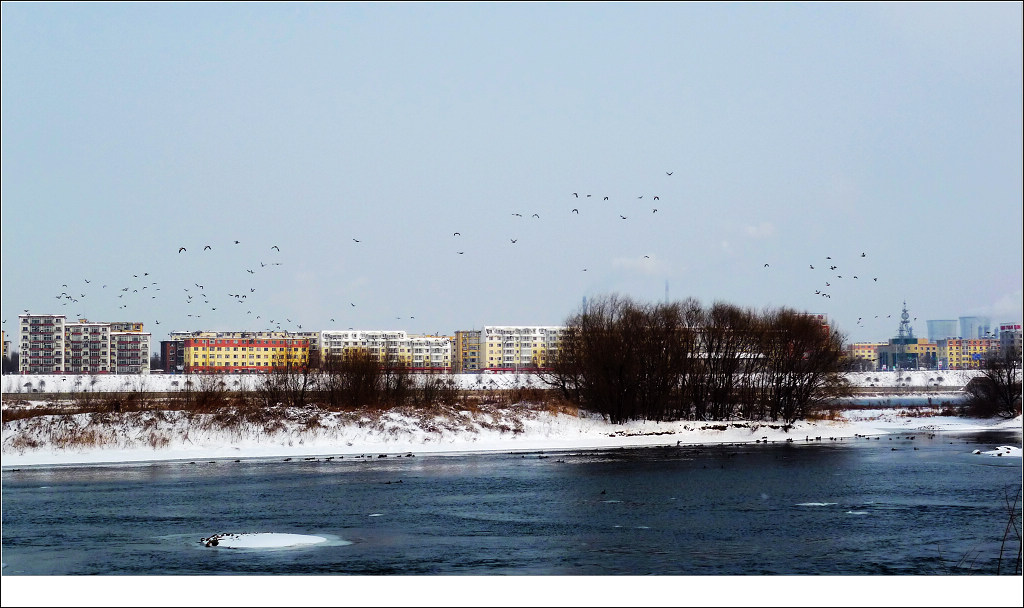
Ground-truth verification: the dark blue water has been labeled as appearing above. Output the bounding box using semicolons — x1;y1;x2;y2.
2;429;1020;575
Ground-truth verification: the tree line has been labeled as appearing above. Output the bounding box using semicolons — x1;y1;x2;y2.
542;294;850;424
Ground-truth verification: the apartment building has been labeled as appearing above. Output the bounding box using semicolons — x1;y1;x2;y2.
182;335;309;373
18;314;150;374
453;330;483;373
409;335;452;372
937;338;1001;370
18;314;66;373
844;342;887;368
313;330;452;372
474;326;565;372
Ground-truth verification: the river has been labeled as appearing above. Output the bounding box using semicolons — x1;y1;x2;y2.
1;429;1020;576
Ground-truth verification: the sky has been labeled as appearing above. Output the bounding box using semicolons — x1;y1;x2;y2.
2;2;1022;349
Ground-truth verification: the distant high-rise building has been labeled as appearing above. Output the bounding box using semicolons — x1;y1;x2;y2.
926;320;959;342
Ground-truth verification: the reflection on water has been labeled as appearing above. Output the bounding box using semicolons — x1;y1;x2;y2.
2;429;1020;575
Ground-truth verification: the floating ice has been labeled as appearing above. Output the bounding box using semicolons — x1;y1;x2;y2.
368;513;383;517
200;532;328;549
795;502;837;506
975;446;1022;458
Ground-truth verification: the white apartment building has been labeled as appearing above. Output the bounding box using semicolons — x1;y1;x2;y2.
18;314;67;373
112;331;151;374
409;335;452;371
315;330;451;371
18;314;150;374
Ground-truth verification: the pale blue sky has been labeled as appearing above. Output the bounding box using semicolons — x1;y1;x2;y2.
3;2;1021;347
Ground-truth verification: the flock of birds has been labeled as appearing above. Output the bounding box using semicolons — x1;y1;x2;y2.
9;168;904;342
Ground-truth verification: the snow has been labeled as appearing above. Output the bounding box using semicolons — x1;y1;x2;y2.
2;399;1019;467
0;369;987;395
199;532;328;549
973;445;1022;458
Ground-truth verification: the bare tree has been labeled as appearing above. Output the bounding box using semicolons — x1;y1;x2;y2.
963;346;1022;419
752;307;849;423
546;294;849;425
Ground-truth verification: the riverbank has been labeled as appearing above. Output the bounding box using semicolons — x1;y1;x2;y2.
2;400;1019;468
1;369;985;397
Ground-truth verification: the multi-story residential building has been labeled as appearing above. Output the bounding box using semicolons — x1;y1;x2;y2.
474;326;566;373
19;314;67;373
112;331;151;374
312;330;452;372
65;320;111;374
409;335;452;372
453;330;483;373
160;340;186;374
316;330;404;364
2;330;9;363
844;342;887;369
18;314;149;374
182;335;309;373
937;338;1001;370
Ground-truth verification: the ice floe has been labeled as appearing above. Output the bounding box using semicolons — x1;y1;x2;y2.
200;532;328;549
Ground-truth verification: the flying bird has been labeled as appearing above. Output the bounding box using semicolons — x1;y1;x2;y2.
666;171;673;175
510;239;518;243
453;232;461;236
352;239;360;243
178;247;186;253
572;209;579;214
573;192;579;198
204;245;212;251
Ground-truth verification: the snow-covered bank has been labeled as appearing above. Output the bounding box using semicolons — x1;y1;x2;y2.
1;369;985;396
3;403;1019;468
